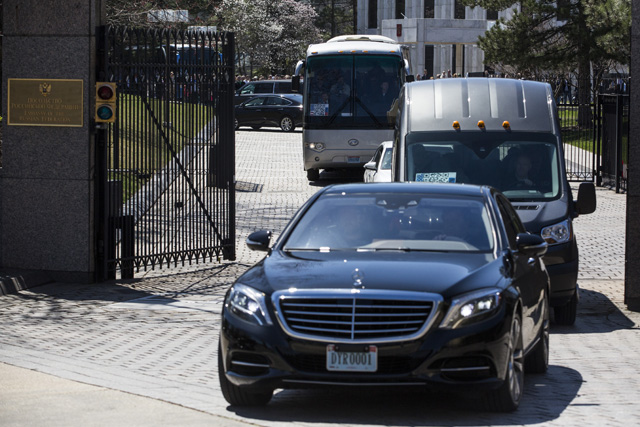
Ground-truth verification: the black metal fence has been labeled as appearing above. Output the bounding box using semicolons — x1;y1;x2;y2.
555;84;629;193
96;26;236;280
598;94;629;193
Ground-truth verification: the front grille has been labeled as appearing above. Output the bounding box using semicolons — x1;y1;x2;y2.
273;289;442;343
513;205;540;210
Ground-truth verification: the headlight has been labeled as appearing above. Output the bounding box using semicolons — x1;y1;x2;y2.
306;142;325;152
225;283;272;326
541;219;572;245
440;288;501;329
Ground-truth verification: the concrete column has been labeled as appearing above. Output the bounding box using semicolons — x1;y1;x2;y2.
1;1;104;283
625;0;640;310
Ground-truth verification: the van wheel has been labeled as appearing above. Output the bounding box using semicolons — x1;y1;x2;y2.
280;116;294;132
554;291;577;325
306;168;320;181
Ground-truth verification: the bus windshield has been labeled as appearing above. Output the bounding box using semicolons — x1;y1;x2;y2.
304;54;403;128
405;132;562;201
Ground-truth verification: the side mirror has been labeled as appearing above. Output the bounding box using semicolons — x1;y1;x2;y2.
364;161;376;171
292;75;301;93
516;233;547;257
575;182;596;215
246;230;272;252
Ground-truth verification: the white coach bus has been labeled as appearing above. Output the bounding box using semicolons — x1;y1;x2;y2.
293;35;414;181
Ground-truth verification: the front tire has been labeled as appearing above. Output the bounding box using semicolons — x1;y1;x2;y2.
554;291;577;325
306;168;320;181
218;343;273;406
280;115;294;132
525;291;550;374
483;314;524;412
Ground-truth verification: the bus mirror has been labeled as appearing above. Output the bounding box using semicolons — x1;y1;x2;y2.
292;75;301;93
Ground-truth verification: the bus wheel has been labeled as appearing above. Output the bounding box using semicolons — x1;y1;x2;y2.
306;168;319;181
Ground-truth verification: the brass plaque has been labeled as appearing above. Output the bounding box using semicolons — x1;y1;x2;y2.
8;78;84;127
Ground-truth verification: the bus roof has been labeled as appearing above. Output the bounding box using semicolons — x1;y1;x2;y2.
307;35;404;57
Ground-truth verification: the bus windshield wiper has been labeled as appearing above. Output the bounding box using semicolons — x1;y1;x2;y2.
354;96;384;127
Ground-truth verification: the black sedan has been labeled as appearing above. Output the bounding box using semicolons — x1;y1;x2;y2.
234;93;303;132
219;183;550;412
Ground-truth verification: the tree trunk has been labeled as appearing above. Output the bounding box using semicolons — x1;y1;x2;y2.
577;58;592;128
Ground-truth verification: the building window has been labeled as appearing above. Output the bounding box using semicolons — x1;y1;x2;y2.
452;44;457;76
368;0;377;28
424;0;434;18
454;1;465;20
486;9;498;20
425;45;434;79
396;0;406;19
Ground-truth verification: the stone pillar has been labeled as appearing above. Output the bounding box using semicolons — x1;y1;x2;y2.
1;1;104;283
625;0;640;310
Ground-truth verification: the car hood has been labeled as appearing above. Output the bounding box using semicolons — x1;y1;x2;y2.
237;250;504;299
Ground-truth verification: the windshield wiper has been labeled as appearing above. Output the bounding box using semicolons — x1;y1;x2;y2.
325;96;351;126
353;95;384;128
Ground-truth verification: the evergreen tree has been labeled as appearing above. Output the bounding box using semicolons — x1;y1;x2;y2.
462;0;630;125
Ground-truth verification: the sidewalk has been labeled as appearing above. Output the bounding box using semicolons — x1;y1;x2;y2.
0;130;637;426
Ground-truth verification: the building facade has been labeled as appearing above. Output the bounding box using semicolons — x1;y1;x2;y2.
357;0;517;78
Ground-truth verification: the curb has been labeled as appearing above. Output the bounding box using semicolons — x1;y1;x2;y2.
0;269;53;296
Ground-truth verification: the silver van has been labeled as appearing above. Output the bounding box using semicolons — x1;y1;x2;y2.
391;77;596;325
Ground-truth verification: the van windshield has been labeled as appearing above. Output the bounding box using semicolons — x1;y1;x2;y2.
405;132;561;201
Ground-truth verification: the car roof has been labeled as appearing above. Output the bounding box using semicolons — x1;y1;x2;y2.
239;93;302;103
321;182;491;197
381;140;393;148
240;79;291;85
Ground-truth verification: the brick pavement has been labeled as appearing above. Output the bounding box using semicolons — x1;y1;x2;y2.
1;129;639;426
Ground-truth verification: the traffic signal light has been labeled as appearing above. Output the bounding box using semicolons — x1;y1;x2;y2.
95;82;116;123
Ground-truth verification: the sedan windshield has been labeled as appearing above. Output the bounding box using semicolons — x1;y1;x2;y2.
405;132;561;201
284;193;494;252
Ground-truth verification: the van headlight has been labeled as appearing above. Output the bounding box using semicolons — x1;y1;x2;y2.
225;283;272;326
541;219;572;245
440;288;501;329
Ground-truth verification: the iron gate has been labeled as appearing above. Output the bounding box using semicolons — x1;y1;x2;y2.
96;26;236;280
599;94;629;193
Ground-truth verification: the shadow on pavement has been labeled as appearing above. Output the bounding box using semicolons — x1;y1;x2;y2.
309;169;365;187
0;263;244;305
228;365;581;426
552;287;637;334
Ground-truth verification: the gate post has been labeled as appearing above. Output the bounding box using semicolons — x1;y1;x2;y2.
0;1;106;283
625;6;640;311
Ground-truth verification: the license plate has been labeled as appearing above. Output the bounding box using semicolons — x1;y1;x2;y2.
326;344;377;372
347;156;360;164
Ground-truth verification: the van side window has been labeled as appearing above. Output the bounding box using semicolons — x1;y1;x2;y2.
254;83;273;94
275;82;292;93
